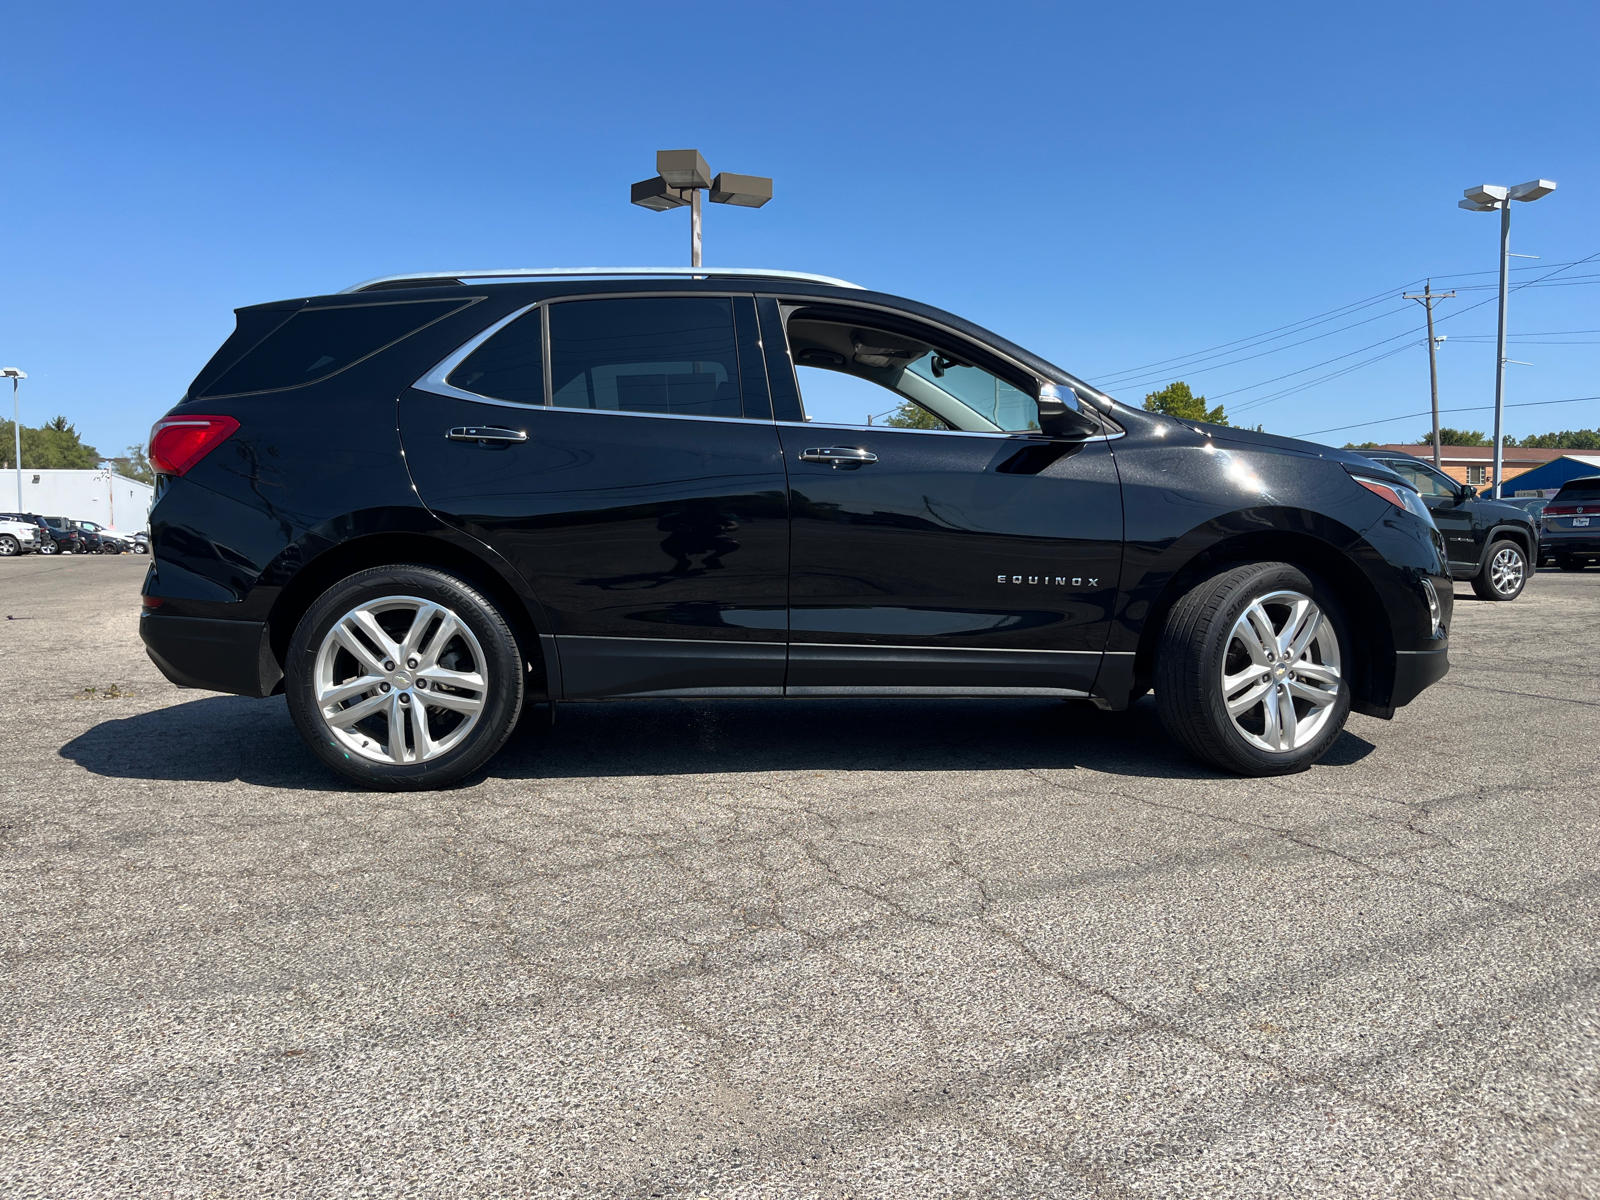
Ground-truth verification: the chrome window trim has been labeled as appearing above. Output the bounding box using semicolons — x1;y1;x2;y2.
342;266;864;294
776;420;1123;444
413;302;542;404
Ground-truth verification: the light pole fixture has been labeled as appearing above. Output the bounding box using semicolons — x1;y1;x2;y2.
1459;178;1557;497
630;149;772;268
2;368;24;512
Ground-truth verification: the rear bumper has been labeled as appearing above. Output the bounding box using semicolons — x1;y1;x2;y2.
140;612;283;698
1545;536;1600;556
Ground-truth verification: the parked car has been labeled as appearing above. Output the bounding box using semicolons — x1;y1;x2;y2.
1539;475;1600;570
0;517;41;556
140;267;1453;789
130;531;150;554
31;516;89;555
1504;497;1552;565
71;519;128;553
1354;452;1538;600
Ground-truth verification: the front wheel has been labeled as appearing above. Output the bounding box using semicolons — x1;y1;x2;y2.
1156;562;1352;776
285;565;525;791
37;539;58;555
0;535;17;557
1471;540;1527;601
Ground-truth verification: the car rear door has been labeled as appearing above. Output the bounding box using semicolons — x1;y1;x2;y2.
1384;459;1476;567
399;293;790;698
762;298;1123;697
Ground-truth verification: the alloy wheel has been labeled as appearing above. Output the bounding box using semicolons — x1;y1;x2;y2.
1490;546;1525;595
1219;589;1342;754
312;595;489;765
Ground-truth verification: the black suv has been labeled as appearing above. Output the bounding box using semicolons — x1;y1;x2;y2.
1354;452;1538;600
140;268;1451;789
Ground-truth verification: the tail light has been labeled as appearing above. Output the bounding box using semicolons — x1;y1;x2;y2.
149;415;240;476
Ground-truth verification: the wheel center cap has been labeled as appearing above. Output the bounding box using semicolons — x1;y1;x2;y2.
1273;662;1290;681
391;670;413;690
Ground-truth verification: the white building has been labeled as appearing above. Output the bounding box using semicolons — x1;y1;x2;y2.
4;468;154;534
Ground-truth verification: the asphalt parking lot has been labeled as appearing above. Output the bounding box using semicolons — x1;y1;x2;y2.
2;554;1597;1199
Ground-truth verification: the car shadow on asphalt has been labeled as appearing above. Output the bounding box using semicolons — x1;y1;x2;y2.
58;694;1376;790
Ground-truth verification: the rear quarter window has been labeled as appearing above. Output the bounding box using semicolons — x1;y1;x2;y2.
199;299;473;398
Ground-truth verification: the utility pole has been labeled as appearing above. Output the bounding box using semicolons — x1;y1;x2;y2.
1403;283;1454;468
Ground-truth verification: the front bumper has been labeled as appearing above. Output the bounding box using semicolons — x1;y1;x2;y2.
140;612;283;698
1390;645;1450;710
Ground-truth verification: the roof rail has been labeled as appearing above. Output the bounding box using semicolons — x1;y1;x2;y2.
339;266;865;294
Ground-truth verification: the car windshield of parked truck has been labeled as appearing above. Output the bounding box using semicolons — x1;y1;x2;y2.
1380;459;1457;497
1554;480;1600;503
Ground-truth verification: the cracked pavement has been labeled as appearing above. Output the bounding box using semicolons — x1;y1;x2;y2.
2;554;1597;1198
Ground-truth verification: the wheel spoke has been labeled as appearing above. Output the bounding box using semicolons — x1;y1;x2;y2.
422;688;483;716
1287;678;1337;707
350;610;401;663
1283;601;1322;661
325;690;389;728
1235;604;1275;664
1277;685;1299;747
417;666;485;693
1293;660;1341;686
1226;678;1272;716
399;602;443;661
418;613;461;669
318;674;383;706
333;620;389;675
1259;685;1284;750
387;695;409;762
411;704;436;760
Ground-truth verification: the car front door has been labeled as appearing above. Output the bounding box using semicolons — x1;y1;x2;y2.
1384;459;1476;568
762;299;1123;697
399;293;790;698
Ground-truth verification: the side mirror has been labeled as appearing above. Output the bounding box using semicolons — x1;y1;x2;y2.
1035;382;1101;438
1460;485;1479;500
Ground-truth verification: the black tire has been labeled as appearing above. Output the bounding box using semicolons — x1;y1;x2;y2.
0;535;17;557
1557;557;1586;572
1155;561;1352;776
285;565;525;791
1471;539;1527;601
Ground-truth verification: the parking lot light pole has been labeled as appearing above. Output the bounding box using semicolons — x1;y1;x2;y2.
630;149;773;268
1459;179;1557;497
2;368;25;511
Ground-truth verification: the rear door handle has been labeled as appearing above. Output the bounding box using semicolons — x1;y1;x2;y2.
447;426;528;444
798;446;878;468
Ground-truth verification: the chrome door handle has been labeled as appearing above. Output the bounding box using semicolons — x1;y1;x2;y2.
447;426;528;444
798;446;878;468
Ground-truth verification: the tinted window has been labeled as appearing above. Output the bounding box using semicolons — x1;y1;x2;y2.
448;309;544;405
1554;480;1600;503
1382;460;1455;496
548;298;745;418
202;300;467;397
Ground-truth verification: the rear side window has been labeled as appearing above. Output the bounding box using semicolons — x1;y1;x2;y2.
548;298;746;418
201;300;469;397
448;310;545;405
1554;479;1600;503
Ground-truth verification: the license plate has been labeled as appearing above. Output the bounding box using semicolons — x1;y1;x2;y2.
1576;517;1591;527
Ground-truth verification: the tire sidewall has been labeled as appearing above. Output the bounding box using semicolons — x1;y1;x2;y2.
285;565;524;790
1479;540;1527;600
1197;564;1353;775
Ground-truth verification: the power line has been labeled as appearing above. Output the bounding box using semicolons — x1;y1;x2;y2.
1293;394;1600;439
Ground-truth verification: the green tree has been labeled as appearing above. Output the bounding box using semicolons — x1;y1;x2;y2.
1143;381;1226;425
109;443;155;484
1411;428;1488;447
882;400;945;430
0;416;101;469
1343;441;1383;450
1510;427;1600;450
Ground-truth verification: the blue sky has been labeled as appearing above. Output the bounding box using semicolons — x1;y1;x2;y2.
3;0;1598;454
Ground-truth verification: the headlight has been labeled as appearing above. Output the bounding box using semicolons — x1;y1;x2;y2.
1351;474;1434;524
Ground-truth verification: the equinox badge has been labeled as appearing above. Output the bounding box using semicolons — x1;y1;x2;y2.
998;574;1099;587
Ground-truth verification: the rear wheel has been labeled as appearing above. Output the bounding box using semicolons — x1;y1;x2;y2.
1156;562;1352;776
37;539;57;555
1471;540;1527;601
285;565;525;790
0;535;18;556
